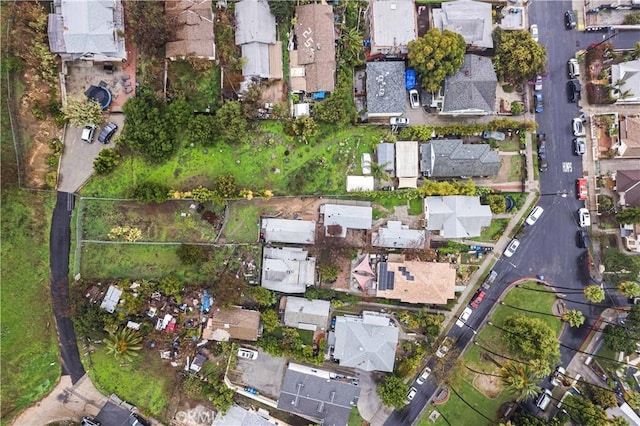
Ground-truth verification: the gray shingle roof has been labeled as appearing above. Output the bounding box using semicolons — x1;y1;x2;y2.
616;169;640;207
278;363;361;426
261;247;316;293
433;0;493;49
213;405;275;426
420;139;500;178
333;312;398;372
366;61;406;116
283;296;330;330
377;142;396;176
424;196;493;238
442;55;497;114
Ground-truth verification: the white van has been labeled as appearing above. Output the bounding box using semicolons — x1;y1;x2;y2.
526;206;544;226
536;389;553;410
578;208;591;227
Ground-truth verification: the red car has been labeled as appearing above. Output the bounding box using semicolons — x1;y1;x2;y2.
576;178;588;200
471;290;486;308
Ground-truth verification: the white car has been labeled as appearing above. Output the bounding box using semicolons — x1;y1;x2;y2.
416;367;432;385
237;348;258;360
534;75;543;91
568;58;580;78
578;208;591;227
530;24;539;42
455;307;473;328
406;387;418;403
572;118;586;136
390;117;409;127
81;124;97;143
409;89;420;109
574;137;586;155
504;239;520;258
525;206;544;226
436;337;453;358
550;366;566;387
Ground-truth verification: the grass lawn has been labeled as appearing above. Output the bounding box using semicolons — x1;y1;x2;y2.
87;346;176;418
167;59;221;111
81;122;386;198
473;219;510;243
221;201;275;243
348;406;364;426
409;197;423;216
498;138;522;152
0;191;60;424
80;242;208;282
507;155;523;182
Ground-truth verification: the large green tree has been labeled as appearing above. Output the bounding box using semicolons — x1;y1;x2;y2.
214;101;248;144
407;29;466;93
93;148;121;175
500;362;542;402
62;97;104;127
604;303;640;354
247;286;276;307
562;394;608;426
561;309;585;328
584;285;605;303
616;207;640;224
131;182;170;204
377;374;410;409
502;315;559;364
618;281;640;298
493;28;547;84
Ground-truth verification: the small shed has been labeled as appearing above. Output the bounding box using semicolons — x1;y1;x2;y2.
294;103;310;118
346;176;375;192
100;285;122;313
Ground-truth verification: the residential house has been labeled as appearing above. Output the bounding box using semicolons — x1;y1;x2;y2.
290;4;336;94
365;61;406;120
433;0;493;51
346;176;375;192
621;223;640;253
395;141;419;188
368;0;417;58
432;55;497;116
618;115;640;158
261;218;316;245
377;142;396;177
424;196;493;238
100;285;122;313
235;0;282;79
261;247;316;293
333;311;398;372
202;306;261;341
377;257;456;304
320;203;372;237
213;405;278;426
277;363;361;425
611;59;640;105
165;0;215;60
616;170;640;207
282;296;330;331
372;220;427;249
420;139;500;178
48;0;126;62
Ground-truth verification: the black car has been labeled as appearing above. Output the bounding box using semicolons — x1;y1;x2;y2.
537;133;547;154
98;122;118;144
568;79;581;103
565;10;577;29
578;229;591;248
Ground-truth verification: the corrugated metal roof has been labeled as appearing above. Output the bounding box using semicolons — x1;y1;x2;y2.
262;218;316;245
395;141;419;177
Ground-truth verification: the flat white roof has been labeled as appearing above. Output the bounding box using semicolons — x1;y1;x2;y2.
262;218;316;244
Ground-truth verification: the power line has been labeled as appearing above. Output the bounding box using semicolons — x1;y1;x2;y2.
499;301;621;327
514;284;627;310
449;385;495;423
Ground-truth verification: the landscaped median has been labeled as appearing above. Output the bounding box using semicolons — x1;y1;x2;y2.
419;282;562;425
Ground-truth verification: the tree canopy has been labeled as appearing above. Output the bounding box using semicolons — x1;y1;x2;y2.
377;374;409;409
93;148;120;175
584;285;605;303
604;303;640;354
616;207;640;224
502;315;559;364
493;28;547;84
407;29;466;93
62;97;104;127
562;394;608;426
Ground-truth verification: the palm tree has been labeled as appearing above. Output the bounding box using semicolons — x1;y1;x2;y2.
562;309;585;328
104;327;143;362
528;359;552;377
500;361;542;402
618;281;640;298
340;27;364;66
369;161;391;184
584;285;605;303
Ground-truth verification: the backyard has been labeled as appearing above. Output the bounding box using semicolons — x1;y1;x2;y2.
474;219;510;243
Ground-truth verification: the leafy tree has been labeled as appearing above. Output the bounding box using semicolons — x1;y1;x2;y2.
73;303;108;339
185;115;219;146
377;374;409;409
561;309;585;328
486;194;507;214
240;83;263;120
610;416;630;426
407;29;466;93
502;315;560;363
562;394;608;426
493;28;547;84
127;0;169;55
247;286;276;307
528;359;552;378
212;271;247;307
584;383;617;409
284;116;318;139
512;411;558;426
616;207;640;224
215;101;248;144
104;327;143;361
131;182;170;203
267;0;295;24
93;148;121;175
584;285;605;303
604;303;640;353
62;97;104;127
181;376;205;399
510;101;523;116
625;390;640;409
623;11;640;25
260;309;280;333
618;281;640;298
500;362;542;402
176;244;207;265
159;275;182;299
206;380;235;415
313;68;357;125
213;174;238;199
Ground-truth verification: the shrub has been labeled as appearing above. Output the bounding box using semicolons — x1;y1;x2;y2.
93;148;121;175
45;171;57;188
131;182;170;203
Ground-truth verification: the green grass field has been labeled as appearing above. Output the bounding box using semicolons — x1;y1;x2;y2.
474;219;509;243
221;201;276;243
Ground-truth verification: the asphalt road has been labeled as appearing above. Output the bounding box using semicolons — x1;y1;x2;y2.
385;5;639;425
50;191;85;383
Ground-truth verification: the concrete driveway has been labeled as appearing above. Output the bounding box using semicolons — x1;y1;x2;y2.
58;113;124;193
228;349;287;400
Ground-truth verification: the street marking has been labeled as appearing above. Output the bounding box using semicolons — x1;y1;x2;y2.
562;162;573;173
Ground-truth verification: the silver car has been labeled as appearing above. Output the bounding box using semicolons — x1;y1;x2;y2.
504;239;520;258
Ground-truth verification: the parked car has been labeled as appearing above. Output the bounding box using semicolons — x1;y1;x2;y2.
98;122;118;144
526;206;544;226
128;414;151;426
578;208;591;227
390;117;409;127
534;92;543;113
572;117;586;136
436;337;454;358
406;387;418;403
565;10;577;29
530;24;539;42
536;389;553;410
416;367;432;385
578;229;591;248
504;238;520;258
534;75;543;91
455;306;473;327
550;366;566;387
237;348;258;360
574;137;586;155
568;58;580;78
568;79;581;103
81;124;97;143
481;270;498;290
482;130;506;141
538;152;548;172
470;290;486;308
537;133;547;154
576;177;588;200
82;418;101;426
409;89;420;109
